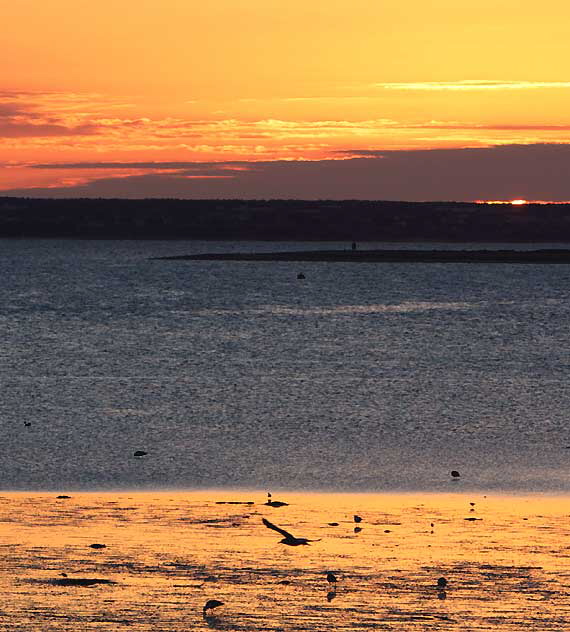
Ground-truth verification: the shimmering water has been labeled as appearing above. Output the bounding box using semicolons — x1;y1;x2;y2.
1;491;570;631
2;239;570;492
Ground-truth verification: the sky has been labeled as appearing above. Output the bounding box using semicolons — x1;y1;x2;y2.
2;0;570;200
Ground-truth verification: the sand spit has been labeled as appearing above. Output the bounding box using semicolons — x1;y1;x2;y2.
154;249;570;263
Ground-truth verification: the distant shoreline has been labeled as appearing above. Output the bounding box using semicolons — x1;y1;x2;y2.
154;248;570;263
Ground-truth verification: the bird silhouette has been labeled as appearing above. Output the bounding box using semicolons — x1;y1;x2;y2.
203;599;224;616
353;515;363;523
326;571;338;586
264;492;289;508
450;470;460;479
262;518;319;546
437;577;448;588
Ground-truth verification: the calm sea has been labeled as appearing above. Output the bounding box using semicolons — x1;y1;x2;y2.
2;239;570;493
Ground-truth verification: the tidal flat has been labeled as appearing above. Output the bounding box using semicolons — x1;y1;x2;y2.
0;491;569;630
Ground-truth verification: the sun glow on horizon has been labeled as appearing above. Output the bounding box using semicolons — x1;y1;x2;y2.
475;199;570;205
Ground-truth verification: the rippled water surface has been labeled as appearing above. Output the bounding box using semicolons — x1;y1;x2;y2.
1;491;570;631
2;239;570;492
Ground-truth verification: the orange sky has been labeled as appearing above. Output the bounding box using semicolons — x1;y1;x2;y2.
2;0;570;199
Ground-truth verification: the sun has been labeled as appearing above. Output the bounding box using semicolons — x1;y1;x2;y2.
510;199;528;205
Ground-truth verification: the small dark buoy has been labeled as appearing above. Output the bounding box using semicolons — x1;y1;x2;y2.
437;577;448;588
297;272;305;280
89;543;106;549
133;450;147;458
450;470;460;479
203;599;224;615
353;515;362;523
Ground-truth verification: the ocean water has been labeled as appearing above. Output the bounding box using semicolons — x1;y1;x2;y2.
2;239;570;493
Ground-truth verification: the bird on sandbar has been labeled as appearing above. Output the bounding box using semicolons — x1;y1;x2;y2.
326;571;338;586
264;492;289;508
262;518;320;546
203;599;224;616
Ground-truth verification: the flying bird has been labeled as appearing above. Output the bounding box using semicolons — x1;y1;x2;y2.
262;518;320;546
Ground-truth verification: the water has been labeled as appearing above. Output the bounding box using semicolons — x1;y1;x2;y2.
2;239;570;492
2;491;570;631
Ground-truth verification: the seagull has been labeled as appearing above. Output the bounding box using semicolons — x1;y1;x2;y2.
203;599;224;616
262;518;320;546
265;492;289;508
450;470;460;479
326;571;338;586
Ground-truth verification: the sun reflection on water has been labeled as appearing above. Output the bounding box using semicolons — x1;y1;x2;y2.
0;491;569;630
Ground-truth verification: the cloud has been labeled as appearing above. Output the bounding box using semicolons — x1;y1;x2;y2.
376;80;570;91
4;143;570;201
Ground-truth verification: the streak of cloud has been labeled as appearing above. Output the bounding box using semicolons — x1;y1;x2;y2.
4;143;570;202
376;80;570;91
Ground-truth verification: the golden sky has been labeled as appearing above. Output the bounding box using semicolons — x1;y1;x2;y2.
2;0;570;199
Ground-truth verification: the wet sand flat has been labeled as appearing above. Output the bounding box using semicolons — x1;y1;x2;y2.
0;491;569;630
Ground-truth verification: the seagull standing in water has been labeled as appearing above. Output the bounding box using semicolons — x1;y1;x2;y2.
265;492;289;508
326;571;338;587
203;599;224;616
262;518;320;546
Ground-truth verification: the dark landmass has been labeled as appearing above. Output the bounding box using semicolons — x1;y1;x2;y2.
155;249;570;263
2;197;570;241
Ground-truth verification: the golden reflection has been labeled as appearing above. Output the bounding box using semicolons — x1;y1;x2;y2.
0;491;569;629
